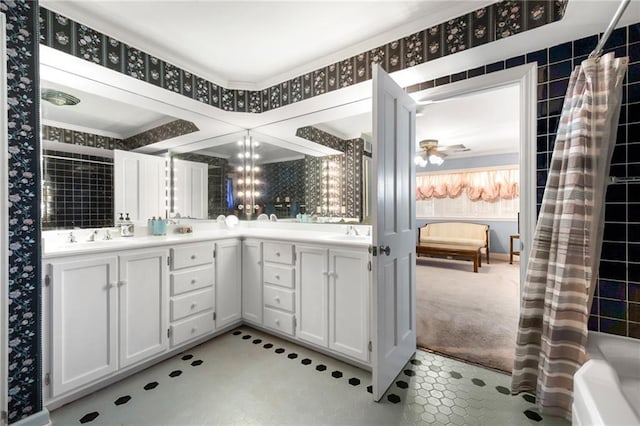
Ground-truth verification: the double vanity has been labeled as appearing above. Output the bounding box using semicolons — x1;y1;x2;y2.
41;222;372;409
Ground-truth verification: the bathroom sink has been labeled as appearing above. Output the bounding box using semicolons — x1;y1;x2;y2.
326;234;371;241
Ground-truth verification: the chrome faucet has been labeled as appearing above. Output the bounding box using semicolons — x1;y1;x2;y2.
346;225;360;236
68;231;77;243
103;229;113;240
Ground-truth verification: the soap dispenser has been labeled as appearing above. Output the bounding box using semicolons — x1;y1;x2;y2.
121;213;134;237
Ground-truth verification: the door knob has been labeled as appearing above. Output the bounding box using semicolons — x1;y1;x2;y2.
379;245;391;256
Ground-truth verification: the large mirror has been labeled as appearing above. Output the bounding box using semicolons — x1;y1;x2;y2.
39;45;374;229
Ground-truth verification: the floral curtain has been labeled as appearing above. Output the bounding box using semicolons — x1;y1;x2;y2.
416;168;519;202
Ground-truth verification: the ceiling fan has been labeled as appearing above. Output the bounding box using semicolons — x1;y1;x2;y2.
414;139;469;166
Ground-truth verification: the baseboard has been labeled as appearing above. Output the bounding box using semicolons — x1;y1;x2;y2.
10;409;50;426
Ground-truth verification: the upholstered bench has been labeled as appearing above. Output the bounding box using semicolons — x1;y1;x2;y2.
418;222;490;263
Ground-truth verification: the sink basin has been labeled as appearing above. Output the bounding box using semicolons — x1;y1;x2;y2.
327;234;371;241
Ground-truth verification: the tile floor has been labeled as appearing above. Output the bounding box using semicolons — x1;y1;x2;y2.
50;326;570;425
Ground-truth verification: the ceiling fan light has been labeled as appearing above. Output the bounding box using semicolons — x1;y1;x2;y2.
414;155;427;168
428;154;444;166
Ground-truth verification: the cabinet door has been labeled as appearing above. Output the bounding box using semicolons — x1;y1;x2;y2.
114;149;167;223
172;159;208;219
329;249;371;362
295;245;328;347
215;239;242;329
50;256;118;396
119;249;169;368
242;239;262;324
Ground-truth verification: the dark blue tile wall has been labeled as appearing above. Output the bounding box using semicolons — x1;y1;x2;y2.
407;23;640;339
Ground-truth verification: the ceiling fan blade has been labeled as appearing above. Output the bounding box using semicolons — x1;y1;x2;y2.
438;144;469;152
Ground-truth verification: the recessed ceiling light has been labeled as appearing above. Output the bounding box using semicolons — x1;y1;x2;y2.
41;88;81;106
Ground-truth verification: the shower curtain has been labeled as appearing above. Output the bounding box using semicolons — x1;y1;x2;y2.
511;52;628;420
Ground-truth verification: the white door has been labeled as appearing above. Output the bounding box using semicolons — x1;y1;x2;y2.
114;150;167;223
241;239;263;324
295;245;329;347
215;240;242;329
50;256;118;397
328;249;370;362
118;249;169;368
371;65;417;401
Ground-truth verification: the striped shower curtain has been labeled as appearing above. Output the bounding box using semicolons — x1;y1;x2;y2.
511;52;628;420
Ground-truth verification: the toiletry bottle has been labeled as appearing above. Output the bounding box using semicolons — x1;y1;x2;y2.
122;213;134;237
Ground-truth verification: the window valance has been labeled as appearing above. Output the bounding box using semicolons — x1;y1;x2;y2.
416;168;519;202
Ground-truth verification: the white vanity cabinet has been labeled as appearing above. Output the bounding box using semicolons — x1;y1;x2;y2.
262;241;296;336
172;158;208;219
241;239;263;325
214;239;242;329
169;242;216;347
295;245;371;363
118;249;169;368
49;255;119;397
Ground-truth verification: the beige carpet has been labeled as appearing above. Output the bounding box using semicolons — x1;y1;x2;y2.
416;255;520;373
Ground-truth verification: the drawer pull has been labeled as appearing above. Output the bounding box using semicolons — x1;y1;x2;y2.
276;252;281;257
191;279;197;284
191;327;198;334
274;296;280;304
191;303;197;309
275;318;280;326
191;255;197;260
275;274;280;280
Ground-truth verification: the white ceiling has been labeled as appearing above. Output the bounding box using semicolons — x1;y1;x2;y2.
42;0;492;88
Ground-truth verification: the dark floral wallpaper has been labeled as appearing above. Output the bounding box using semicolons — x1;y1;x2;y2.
2;0;42;422
38;1;567;115
42;124;122;150
121;119;198;150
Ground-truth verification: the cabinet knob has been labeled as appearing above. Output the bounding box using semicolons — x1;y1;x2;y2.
191;303;197;309
191;279;197;284
191;255;197;260
274;296;280;303
191;327;198;334
275;319;280;326
276;252;281;257
275;274;280;280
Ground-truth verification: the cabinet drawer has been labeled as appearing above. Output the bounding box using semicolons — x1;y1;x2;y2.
171;243;213;270
171;265;214;295
264;285;295;312
263;264;294;288
170;288;214;321
170;311;215;347
263;307;295;336
263;242;294;265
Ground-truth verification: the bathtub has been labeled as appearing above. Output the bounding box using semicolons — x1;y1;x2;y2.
573;331;640;426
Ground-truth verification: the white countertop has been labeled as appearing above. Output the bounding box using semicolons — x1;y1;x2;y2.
42;222;372;259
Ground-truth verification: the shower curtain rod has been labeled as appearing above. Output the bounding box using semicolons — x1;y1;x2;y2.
589;0;631;59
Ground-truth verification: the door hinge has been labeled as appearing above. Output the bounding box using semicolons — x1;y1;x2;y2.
213;312;217;321
367;261;372;271
167;328;172;338
293;316;297;329
213;249;216;259
167;256;171;266
368;245;378;256
293;251;297;263
44;373;50;386
44;274;50;286
368;341;372;352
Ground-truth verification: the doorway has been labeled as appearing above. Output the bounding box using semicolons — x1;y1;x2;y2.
410;64;537;372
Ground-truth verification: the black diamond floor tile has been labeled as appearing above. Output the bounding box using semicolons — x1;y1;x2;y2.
331;370;343;378
242;335;251;340
79;412;99;424
471;378;486;387
367;385;373;393
287;353;298;359
191;360;203;366
496;385;510;395
263;343;273;349
523;394;536;404
232;330;242;335
524;409;543;422
143;381;158;391
403;369;416;377
275;348;285;354
114;395;131;406
316;364;327;372
169;370;182;378
181;354;193;360
387;394;401;404
449;371;463;379
252;339;262;344
348;377;361;386
396;380;408;389
301;358;312;365
410;359;422;365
